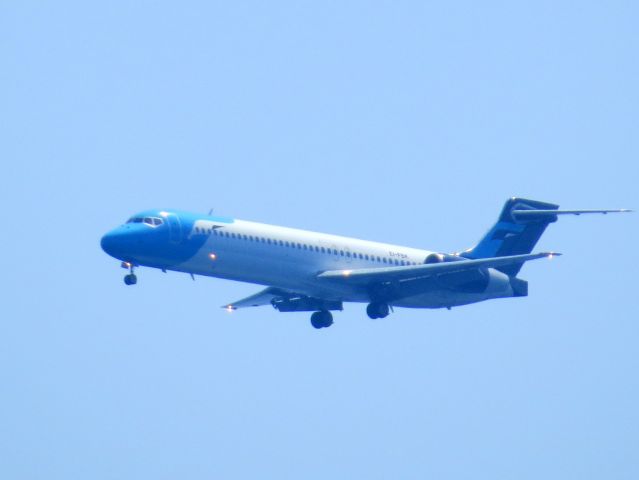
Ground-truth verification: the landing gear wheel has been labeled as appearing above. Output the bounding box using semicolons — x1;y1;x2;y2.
367;302;389;319
124;273;137;285
310;310;333;329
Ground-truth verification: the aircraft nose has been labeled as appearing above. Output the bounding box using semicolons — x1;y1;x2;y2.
101;229;128;259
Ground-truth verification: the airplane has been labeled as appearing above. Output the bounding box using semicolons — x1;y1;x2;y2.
100;197;630;329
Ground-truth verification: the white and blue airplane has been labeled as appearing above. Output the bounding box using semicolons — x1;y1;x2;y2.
101;198;630;329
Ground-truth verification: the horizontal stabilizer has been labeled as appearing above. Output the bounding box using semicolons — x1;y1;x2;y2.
513;209;632;217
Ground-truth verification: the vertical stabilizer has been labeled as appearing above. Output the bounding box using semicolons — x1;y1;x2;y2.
463;198;559;275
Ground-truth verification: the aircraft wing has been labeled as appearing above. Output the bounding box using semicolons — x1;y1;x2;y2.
317;252;559;285
222;287;293;310
224;252;558;310
223;286;344;312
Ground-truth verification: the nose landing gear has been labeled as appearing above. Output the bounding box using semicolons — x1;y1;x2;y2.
122;263;137;285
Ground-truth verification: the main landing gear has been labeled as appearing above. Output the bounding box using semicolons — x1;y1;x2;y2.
310;310;333;329
366;302;390;319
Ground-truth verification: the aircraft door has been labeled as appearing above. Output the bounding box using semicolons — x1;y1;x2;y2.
166;213;183;243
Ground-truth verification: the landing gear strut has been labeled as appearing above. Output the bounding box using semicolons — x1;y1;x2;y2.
366;302;390;319
310;310;333;329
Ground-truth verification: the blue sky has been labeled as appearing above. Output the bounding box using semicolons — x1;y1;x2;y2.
1;1;637;478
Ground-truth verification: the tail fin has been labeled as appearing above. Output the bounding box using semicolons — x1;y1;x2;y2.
463;198;560;276
462;197;631;276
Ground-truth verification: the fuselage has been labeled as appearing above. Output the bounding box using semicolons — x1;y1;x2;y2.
100;209;517;309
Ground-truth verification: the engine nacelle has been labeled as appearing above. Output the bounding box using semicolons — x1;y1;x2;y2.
424;253;444;264
424;253;464;264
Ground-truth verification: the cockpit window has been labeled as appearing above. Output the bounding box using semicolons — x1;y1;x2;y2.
127;216;164;226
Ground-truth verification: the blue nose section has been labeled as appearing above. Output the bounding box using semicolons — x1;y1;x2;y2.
101;229;130;260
